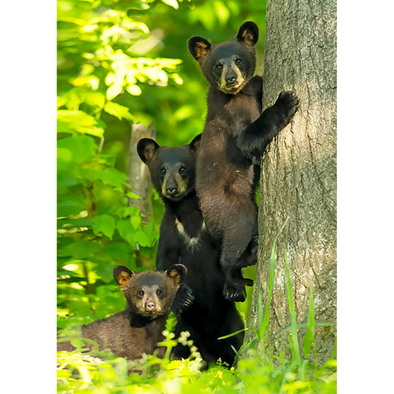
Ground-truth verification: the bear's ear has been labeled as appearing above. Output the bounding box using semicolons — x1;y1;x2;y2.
113;265;134;287
165;264;188;287
189;134;201;153
137;138;160;164
236;21;259;46
188;36;212;61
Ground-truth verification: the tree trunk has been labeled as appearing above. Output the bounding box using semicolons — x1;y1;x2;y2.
246;0;337;365
127;122;156;222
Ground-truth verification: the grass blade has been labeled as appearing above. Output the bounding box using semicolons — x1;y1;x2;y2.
303;281;315;358
260;217;290;342
258;288;263;338
284;248;295;314
217;328;248;340
284;248;301;365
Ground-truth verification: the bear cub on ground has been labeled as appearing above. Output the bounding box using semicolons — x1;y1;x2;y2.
57;264;187;360
188;21;300;302
137;136;244;367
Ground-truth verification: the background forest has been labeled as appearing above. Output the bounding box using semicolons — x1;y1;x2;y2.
57;0;264;334
57;0;337;392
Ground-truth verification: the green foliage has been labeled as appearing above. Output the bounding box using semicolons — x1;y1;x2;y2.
58;0;336;393
57;0;266;336
57;223;336;393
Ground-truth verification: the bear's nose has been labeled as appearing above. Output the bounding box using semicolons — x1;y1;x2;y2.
226;75;237;84
145;302;156;311
166;187;177;195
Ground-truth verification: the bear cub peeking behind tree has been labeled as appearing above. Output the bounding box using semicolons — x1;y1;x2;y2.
57;264;187;360
137;137;244;367
188;21;300;302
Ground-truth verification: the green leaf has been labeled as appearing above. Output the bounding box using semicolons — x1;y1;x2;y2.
213;2;230;25
134;230;151;247
104;102;136;121
125;84;142;96
58;241;100;259
57;195;86;217
57;110;105;138
57;147;72;162
57;135;97;163
116;219;135;246
81;168;129;189
85;91;105;109
57;89;105;110
127;192;142;199
161;0;179;9
57;173;83;188
98;168;129;188
92;214;116;240
129;3;150;10
106;83;123;101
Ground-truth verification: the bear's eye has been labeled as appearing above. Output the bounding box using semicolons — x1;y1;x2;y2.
179;166;186;175
216;63;223;70
235;58;242;65
160;167;166;176
156;288;163;297
137;289;144;298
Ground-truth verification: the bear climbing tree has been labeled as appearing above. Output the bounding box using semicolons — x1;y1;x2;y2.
246;0;337;365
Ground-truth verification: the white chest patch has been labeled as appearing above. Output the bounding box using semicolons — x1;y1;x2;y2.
175;218;205;250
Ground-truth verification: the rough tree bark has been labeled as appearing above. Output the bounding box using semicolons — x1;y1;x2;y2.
127;122;156;267
246;0;337;365
127;122;156;222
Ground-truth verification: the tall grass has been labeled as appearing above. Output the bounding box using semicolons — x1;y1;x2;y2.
57;219;337;393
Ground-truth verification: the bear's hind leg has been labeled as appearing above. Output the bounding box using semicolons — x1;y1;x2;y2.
220;210;256;302
223;267;254;302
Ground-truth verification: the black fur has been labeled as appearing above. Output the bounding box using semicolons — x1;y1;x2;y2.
137;137;244;367
188;22;299;302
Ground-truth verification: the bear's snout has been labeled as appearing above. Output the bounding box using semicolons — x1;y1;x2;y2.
145;301;156;312
226;73;237;85
166;187;177;195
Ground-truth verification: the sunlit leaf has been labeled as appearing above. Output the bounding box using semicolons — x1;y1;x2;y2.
57;148;73;165
126;84;142;96
104;102;136;121
57;111;105;138
106;83;123;100
171;73;183;85
213;2;230;25
161;0;179;10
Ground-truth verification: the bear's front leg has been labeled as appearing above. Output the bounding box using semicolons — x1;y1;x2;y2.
171;282;195;315
271;90;300;127
237;90;300;160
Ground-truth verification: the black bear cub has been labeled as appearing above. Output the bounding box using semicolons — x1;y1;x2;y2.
57;264;187;360
188;21;300;302
137;137;244;367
